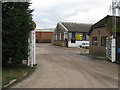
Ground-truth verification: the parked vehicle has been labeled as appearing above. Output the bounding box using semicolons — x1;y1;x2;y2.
79;42;89;49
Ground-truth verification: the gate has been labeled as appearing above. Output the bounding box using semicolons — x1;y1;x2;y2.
106;37;116;62
106;39;111;59
28;30;36;67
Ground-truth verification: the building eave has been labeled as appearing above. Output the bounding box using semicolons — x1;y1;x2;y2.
59;22;69;32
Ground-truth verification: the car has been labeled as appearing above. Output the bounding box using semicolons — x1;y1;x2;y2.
79;42;89;49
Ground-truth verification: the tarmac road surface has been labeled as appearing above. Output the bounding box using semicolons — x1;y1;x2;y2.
12;43;118;88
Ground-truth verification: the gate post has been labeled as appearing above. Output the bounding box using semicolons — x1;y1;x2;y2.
28;30;36;67
106;36;116;62
111;38;116;62
33;30;36;65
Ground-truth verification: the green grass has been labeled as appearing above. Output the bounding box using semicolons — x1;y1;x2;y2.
2;65;35;88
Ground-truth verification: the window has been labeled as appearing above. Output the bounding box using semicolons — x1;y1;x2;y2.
82;33;87;40
92;37;97;45
61;33;64;41
72;32;76;38
71;32;76;43
82;43;85;45
101;36;107;46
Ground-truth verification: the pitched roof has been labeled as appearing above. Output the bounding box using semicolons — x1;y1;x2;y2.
60;22;92;33
88;15;120;35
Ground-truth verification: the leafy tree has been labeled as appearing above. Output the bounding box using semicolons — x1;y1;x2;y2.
2;2;34;67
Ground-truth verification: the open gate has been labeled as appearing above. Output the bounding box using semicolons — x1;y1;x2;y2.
28;30;36;67
106;39;111;59
106;36;116;62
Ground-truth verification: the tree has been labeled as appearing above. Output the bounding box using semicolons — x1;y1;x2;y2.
2;2;34;67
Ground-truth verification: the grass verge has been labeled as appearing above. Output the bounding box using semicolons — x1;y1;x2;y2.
80;53;109;60
2;65;36;89
80;53;120;64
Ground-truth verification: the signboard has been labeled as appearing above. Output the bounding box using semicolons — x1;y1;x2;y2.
118;48;120;53
76;34;82;40
33;21;36;30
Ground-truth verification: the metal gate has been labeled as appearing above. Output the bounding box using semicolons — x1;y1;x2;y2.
28;30;36;67
106;39;111;59
106;37;116;62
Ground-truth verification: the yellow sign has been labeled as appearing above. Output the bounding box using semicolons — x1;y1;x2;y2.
76;34;82;40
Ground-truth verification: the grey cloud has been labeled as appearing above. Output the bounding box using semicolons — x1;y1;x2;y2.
31;0;110;29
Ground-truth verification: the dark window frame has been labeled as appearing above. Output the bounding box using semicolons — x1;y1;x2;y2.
101;36;107;46
71;32;76;43
82;33;87;41
72;32;76;39
61;33;64;41
92;37;97;45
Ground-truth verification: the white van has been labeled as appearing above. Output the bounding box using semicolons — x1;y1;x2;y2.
79;42;89;49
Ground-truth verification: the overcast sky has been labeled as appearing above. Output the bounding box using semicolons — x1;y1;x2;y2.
30;0;112;29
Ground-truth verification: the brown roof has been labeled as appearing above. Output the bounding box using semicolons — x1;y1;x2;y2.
88;15;120;35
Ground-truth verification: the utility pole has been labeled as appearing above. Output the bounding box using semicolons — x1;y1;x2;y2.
110;0;120;62
112;0;120;16
112;0;120;63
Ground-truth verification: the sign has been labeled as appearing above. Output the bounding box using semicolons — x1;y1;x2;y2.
118;48;120;53
33;21;36;30
76;34;82;40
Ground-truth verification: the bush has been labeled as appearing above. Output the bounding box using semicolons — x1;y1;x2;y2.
2;2;34;67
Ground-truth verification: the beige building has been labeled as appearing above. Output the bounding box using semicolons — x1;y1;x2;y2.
52;22;92;47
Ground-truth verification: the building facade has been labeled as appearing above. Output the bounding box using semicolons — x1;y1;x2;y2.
52;22;92;47
88;15;120;61
88;27;111;56
36;28;54;43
